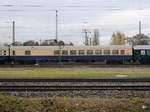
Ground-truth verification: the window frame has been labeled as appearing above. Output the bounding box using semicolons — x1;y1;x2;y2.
54;50;60;56
87;50;93;55
120;50;125;55
70;50;77;56
12;50;15;56
95;50;102;55
79;50;85;56
25;50;31;56
112;50;119;55
141;50;145;55
62;50;68;56
0;50;2;56
104;50;110;55
147;50;150;55
3;50;6;56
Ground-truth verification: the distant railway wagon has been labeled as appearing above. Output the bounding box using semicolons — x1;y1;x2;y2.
133;45;150;64
0;45;133;64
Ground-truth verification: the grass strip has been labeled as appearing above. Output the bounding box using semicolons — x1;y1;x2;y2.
0;72;150;77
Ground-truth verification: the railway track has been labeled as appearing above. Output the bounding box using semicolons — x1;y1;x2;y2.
0;77;150;82
1;64;150;68
0;78;150;92
1;86;150;91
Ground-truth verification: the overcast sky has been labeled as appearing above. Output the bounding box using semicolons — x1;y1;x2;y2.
0;0;150;45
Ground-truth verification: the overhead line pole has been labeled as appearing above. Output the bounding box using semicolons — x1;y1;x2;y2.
12;21;15;45
82;29;90;46
56;10;58;42
55;10;63;66
139;21;141;35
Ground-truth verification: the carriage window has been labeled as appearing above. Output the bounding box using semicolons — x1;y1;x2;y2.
13;50;15;56
147;50;150;55
25;50;31;56
95;50;102;55
87;50;93;55
54;50;60;56
0;50;2;56
3;50;6;56
104;50;110;55
141;50;145;55
79;50;85;55
112;50;119;55
70;50;76;55
62;50;68;56
121;50;125;55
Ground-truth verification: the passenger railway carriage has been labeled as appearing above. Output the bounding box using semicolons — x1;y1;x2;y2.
0;45;133;64
133;45;150;64
1;45;150;64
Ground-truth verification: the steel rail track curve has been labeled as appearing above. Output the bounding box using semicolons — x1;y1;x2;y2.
0;86;150;91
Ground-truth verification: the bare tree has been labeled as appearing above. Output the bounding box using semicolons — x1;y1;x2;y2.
23;40;38;46
128;34;150;46
110;32;127;45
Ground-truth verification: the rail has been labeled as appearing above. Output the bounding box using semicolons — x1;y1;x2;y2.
0;85;150;91
0;77;150;82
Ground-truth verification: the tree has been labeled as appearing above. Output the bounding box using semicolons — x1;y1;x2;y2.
12;41;22;46
128;34;150;46
69;42;73;46
58;41;65;46
23;40;36;46
110;32;127;45
35;42;39;46
41;39;59;46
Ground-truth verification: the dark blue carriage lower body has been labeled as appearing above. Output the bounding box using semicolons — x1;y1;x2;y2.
8;55;132;61
0;56;9;61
